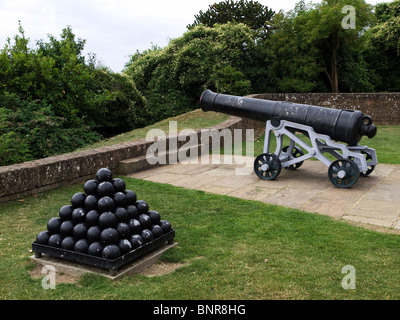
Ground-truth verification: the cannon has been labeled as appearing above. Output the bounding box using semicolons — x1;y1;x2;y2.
200;89;378;188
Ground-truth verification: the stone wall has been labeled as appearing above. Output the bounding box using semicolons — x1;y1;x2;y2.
248;92;400;125
0;139;153;203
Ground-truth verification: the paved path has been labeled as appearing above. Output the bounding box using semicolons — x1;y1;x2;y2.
128;155;400;230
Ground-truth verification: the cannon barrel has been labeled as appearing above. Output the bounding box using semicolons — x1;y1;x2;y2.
200;90;377;146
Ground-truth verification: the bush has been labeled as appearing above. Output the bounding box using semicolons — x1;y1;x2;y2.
0;24;147;165
0;94;101;166
0;106;30;165
89;69;148;137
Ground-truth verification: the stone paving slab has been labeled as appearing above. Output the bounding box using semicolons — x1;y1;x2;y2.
128;155;400;230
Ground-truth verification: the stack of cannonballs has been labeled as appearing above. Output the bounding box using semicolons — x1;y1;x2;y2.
35;168;172;260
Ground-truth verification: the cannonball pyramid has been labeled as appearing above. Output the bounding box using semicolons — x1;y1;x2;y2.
35;168;173;260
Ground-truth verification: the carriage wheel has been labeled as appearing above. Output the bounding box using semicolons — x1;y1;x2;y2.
254;153;282;181
328;159;359;189
282;146;304;170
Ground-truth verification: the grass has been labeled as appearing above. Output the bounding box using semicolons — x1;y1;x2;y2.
227;125;400;165
365;125;400;164
1;177;400;300
79;109;229;150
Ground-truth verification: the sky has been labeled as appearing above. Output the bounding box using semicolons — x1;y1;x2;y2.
0;0;384;72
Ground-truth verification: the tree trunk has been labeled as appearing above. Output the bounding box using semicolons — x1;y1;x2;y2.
331;49;339;93
323;35;340;93
330;36;340;93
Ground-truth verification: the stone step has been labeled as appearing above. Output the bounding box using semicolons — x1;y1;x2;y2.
117;144;204;175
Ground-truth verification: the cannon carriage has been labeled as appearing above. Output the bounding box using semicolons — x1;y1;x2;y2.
200;90;378;189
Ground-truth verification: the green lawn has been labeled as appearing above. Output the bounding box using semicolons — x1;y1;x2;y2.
366;125;400;164
1;177;400;300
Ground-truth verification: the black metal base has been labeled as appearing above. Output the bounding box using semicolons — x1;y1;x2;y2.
32;230;175;271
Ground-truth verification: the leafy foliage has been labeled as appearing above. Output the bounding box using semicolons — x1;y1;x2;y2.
188;0;275;40
0;23;146;165
265;0;374;93
363;0;400;91
265;9;324;92
0;95;101;164
124;23;266;122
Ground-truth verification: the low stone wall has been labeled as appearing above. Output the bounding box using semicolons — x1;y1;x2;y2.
0;139;153;203
249;92;400;125
0;116;261;203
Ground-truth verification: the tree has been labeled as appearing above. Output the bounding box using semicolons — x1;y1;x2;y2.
266;7;324;92
306;0;373;92
124;23;263;121
267;0;373;93
188;0;275;40
363;0;400;91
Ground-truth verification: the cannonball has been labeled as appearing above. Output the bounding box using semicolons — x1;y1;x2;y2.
113;192;127;207
129;234;143;249
148;210;161;225
84;195;98;211
84;179;98;195
71;208;86;224
112;178;126;193
102;244;121;260
74;239;89;254
73;223;88;240
116;222;130;238
60;220;74;238
136;200;149;215
118;239;133;254
114;207;128;222
99;212;117;229
61;236;75;251
47;217;62;235
159;220;172;233
141;229;154;243
150;224;164;238
100;228;119;245
124;190;137;205
36;231;50;245
126;205;139;220
97;182;114;197
59;205;74;221
138;214;151;230
48;234;62;248
85;210;100;227
96;168;113;183
88;242;103;257
71;192;86;208
97;196;115;213
128;219;141;235
87;226;102;243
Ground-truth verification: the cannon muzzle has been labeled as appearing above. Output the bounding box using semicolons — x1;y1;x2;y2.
200;89;377;146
